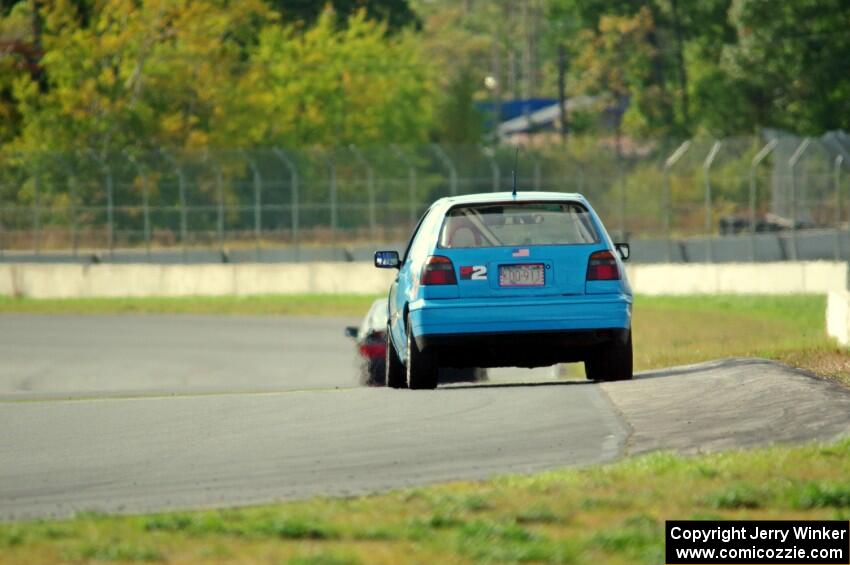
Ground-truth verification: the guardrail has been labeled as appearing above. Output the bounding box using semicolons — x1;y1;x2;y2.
1;261;845;299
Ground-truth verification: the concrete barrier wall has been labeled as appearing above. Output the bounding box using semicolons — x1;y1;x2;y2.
0;263;397;299
625;262;848;296
0;261;846;299
827;291;850;346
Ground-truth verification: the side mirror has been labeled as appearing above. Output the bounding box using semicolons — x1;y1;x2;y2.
374;250;400;269
344;326;358;338
615;243;630;261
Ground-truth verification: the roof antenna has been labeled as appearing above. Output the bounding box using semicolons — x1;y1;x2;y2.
512;146;519;197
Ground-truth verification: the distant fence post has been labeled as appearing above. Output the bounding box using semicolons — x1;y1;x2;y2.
242;151;263;261
90;151;115;259
320;151;338;245
349;145;376;241
702;141;722;262
105;159;114;259
532;154;542;190
272;148;299;261
836;155;845;260
431;144;457;196
32;154;42;256
788;138;812;261
162;150;188;263
663;140;691;262
0;153;5;259
216;163;225;258
576;164;585;193
125;152;151;261
391;145;417;227
749;139;777;261
481;146;500;192
54;153;79;259
203;151;225;259
617;156;626;239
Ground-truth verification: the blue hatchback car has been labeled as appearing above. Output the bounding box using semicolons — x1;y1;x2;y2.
374;191;633;389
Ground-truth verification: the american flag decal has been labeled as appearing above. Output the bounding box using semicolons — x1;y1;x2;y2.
512;248;530;257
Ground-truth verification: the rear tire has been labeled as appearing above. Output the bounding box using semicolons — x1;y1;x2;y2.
585;332;633;382
385;325;406;389
361;357;386;387
406;323;438;390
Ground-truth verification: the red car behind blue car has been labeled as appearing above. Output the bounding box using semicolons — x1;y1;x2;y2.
346;299;486;386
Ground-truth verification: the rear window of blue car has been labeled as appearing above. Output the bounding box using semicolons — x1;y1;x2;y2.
438;202;599;248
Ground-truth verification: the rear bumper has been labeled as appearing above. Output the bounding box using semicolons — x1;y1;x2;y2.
408;294;631;368
409;294;631;336
417;328;628;368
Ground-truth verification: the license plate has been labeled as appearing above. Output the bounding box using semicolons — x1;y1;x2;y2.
499;263;545;287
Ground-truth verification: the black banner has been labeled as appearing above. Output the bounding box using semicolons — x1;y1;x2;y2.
666;520;849;564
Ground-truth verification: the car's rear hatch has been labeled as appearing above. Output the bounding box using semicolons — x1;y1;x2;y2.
435;200;602;298
442;245;595;298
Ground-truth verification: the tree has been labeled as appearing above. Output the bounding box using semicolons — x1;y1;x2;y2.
8;0;275;154
572;7;671;137
267;0;419;32
0;1;434;153
431;66;483;143
236;8;433;147
546;0;736;136
0;2;33;143
723;0;850;134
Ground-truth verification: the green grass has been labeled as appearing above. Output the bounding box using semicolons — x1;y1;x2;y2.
0;292;823;325
62;541;164;562
2;439;848;564
631;295;850;386
638;294;825;324
0;294;379;317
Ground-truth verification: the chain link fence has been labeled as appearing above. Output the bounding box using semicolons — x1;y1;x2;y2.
0;133;848;263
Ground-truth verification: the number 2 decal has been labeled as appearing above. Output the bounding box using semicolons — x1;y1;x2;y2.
460;265;488;280
471;265;487;280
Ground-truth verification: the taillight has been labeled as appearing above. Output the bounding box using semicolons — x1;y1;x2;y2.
587;250;620;281
421;255;457;285
359;332;386;359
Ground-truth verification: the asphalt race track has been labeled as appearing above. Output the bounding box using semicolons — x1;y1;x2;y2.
0;314;359;398
1;315;849;521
